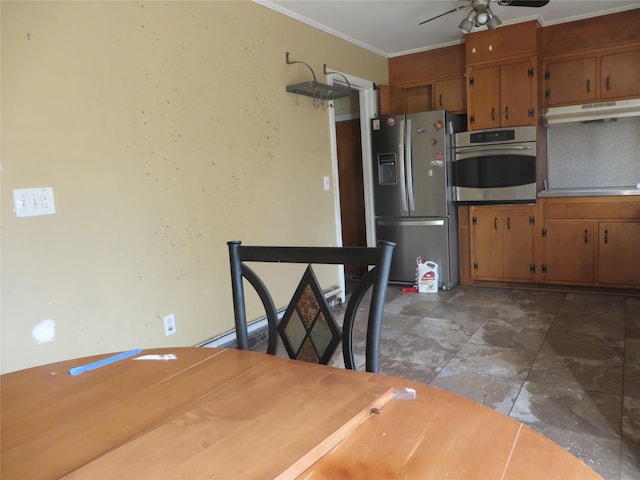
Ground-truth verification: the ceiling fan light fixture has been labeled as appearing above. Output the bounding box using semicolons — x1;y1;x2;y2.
458;10;476;34
475;6;490;25
486;13;502;30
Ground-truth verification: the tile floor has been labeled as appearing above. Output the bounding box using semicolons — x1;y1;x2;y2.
253;284;640;480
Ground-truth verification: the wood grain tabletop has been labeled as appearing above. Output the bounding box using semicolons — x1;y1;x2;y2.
0;347;602;479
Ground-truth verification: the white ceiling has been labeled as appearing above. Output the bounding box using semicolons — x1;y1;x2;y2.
256;0;640;57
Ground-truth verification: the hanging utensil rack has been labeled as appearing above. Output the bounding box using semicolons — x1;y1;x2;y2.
285;52;351;107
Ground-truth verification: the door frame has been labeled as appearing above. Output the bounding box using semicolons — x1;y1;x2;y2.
327;73;377;248
327;72;377;297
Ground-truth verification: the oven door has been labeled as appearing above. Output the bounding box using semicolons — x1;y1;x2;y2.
453;144;536;202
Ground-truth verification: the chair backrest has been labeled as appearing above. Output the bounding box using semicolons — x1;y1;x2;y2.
228;240;395;373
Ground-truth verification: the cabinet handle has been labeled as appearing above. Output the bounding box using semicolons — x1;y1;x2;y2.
491;107;495;121
505;106;509;120
606;77;610;91
494;217;498;230
439;94;443;107
584;229;588;244
586;78;590;93
604;229;608;244
507;216;511;230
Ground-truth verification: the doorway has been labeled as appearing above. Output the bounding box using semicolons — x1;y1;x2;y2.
335;112;367;279
327;74;377;295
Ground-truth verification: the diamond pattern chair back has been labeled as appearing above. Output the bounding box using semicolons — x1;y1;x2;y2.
227;240;394;373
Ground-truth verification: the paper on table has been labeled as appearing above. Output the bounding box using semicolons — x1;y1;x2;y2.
133;354;177;361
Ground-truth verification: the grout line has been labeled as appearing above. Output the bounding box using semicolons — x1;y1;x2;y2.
506;291;566;418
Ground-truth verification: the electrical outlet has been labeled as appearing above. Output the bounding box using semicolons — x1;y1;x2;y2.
323;176;330;191
163;313;176;336
13;187;56;217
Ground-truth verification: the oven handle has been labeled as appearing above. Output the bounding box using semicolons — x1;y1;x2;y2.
454;145;534;158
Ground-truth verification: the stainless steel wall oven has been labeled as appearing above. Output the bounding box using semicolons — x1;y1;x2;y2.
453;126;536;203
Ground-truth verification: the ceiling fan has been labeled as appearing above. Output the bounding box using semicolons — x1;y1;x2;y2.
419;0;550;34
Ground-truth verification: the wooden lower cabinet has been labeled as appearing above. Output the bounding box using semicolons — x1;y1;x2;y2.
598;221;640;287
539;196;640;289
459;197;640;290
470;205;535;282
541;220;595;284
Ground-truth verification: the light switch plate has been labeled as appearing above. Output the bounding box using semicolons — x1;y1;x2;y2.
13;187;56;217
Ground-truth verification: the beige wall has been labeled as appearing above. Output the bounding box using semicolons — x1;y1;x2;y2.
0;1;387;373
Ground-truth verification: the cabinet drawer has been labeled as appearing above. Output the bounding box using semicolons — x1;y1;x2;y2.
543;200;640;219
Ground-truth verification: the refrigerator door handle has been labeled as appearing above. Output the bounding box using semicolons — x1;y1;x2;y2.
398;120;408;213
405;119;416;212
377;219;446;227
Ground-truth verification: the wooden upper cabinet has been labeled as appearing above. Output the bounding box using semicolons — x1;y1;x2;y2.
402;85;433;113
541;9;640;107
387;44;466;114
466;21;538;67
465;21;538;130
434;77;466;113
543;57;597;107
543;48;640;107
600;49;640;100
467;60;536;130
467;65;500;129
500;60;535;127
389;44;465;85
541;9;640;58
377;85;401;116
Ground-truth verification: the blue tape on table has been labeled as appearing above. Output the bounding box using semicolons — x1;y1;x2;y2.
68;348;143;376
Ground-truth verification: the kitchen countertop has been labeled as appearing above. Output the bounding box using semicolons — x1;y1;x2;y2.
538;186;640;198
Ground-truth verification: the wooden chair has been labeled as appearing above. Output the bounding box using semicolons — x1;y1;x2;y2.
227;240;395;373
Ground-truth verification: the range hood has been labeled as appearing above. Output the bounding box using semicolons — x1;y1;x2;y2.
544;98;640;125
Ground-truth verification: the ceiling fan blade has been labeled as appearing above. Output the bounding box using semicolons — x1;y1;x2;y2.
419;3;470;25
497;0;550;7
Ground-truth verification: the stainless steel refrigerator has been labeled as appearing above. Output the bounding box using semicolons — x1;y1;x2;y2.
372;111;464;288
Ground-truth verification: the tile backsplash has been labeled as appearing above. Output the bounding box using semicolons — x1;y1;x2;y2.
546;116;640;189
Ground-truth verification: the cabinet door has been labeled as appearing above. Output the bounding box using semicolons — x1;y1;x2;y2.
378;85;402;116
402;85;433;114
471;207;503;279
467;66;500;130
598;221;640;286
600;50;640;100
544;57;597;107
502;207;535;281
543;220;595;283
500;61;535;127
434;77;466;113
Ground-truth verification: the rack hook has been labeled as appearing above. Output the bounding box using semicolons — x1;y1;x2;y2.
286;52;318;83
323;64;352;91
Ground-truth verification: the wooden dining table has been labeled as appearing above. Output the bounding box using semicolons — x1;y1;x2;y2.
1;347;602;479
